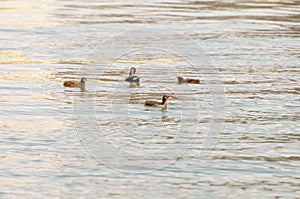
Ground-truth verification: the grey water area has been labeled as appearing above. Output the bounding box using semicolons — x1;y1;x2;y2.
0;0;299;198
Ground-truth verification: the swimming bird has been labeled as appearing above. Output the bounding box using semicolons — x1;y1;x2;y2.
125;67;140;82
145;95;172;109
63;77;87;91
177;76;200;84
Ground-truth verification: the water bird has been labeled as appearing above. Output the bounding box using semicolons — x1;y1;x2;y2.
145;95;173;109
63;77;87;91
125;67;140;82
177;76;200;84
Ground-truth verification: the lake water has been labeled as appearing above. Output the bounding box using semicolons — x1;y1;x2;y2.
0;0;299;198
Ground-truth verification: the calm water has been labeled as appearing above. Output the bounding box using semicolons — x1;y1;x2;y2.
0;0;300;198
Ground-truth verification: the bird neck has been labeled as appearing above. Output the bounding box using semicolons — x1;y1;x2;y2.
80;81;85;89
129;68;136;76
162;97;167;105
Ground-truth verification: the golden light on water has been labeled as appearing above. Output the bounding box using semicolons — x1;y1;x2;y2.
1;116;73;133
0;51;179;65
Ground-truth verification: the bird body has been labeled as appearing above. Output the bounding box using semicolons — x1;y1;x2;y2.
125;76;140;82
177;76;200;84
63;77;87;91
145;95;172;109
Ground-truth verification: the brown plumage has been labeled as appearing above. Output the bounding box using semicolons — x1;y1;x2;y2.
145;95;172;109
177;76;200;84
63;77;87;91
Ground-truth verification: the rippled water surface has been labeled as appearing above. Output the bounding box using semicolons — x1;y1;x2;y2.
1;0;300;198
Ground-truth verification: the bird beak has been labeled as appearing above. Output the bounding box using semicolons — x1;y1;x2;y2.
167;96;173;100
